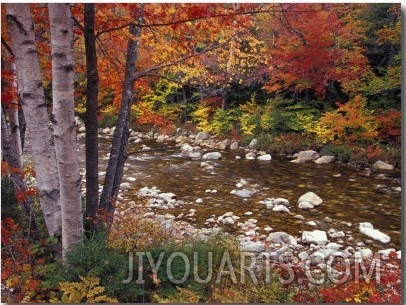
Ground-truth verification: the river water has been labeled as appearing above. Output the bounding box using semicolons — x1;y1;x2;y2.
80;133;402;251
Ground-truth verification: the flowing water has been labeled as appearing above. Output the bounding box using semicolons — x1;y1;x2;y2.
81;134;402;251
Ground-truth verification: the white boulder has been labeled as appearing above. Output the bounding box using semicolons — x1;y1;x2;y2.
298;192;323;207
374;160;394;170
266;232;297;246
302;230;328;245
359;222;390;244
272;205;290;213
202;152;222;160
314;155;335;164
257;154;272;161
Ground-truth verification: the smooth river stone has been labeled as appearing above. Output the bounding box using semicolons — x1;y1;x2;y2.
359;222;390;244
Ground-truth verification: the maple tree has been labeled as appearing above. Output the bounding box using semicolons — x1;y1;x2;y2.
262;4;371;100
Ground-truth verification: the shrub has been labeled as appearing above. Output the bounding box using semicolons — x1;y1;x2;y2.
238;97;261;135
42;233;147;302
1;178;25;223
317;95;378;145
318;252;401;303
98;105;118;128
108;203;173;252
190;103;214;132
139;233;241;300
375;109;401;145
212;108;238;136
151;286;201;303
49;276;118;303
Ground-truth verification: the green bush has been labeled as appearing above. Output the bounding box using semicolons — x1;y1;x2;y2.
322;144;353;163
212;108;238;136
98;113;118;128
1;178;24;222
42;233;147;302
139;233;240;300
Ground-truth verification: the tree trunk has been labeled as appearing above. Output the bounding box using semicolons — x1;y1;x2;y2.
1;106;39;237
84;3;100;233
18;108;26;151
6;3;61;237
99;5;144;231
48;3;83;258
7;66;23;168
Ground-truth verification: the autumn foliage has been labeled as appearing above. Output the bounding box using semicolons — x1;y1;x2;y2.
0;2;401;303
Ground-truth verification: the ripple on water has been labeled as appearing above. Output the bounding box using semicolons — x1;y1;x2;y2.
87;138;401;250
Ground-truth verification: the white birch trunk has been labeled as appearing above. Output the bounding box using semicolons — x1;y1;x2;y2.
6;3;61;236
48;3;83;257
7;62;24;168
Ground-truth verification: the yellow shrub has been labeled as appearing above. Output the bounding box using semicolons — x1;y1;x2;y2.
50;276;118;303
151;287;201;303
190;104;214;132
238;97;261;135
299;95;378;145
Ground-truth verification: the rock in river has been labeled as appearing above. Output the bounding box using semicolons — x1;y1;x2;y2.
257;154;272;161
240;241;265;252
195;131;210;141
292;150;320;162
230;142;239;150
202;151;222;160
120;182;132;190
274;198;290;207
245;152;256;159
374;160;394;170
302;230;328;245
298;192;323;207
272;205;290;213
266;232;297;246
298;201;314;210
314;155;335;164
248;138;258;149
234;189;254;198
359;222;390;244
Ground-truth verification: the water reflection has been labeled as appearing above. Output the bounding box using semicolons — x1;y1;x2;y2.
82;137;401;250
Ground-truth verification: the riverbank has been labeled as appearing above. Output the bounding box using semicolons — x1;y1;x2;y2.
75;122;401;256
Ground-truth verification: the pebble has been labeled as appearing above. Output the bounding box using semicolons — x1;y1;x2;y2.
272;205;290;213
294;214;305;221
245;230;256;236
328;229;345;238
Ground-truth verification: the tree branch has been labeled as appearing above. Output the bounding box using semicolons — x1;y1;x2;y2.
134;31;243;79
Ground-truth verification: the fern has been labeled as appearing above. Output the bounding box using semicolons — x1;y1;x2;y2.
50;276;118;303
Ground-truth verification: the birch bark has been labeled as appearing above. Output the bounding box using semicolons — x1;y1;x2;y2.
48;3;83;257
1;106;38;236
6;3;61;236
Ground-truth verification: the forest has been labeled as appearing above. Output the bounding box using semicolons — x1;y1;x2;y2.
1;3;402;303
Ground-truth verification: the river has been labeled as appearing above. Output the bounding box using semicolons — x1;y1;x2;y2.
78;131;402;251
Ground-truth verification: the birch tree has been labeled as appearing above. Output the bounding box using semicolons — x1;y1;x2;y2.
1;106;38;236
6;3;61;237
48;3;83;256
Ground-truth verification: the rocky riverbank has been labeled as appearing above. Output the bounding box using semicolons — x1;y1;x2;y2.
75;120;401;274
